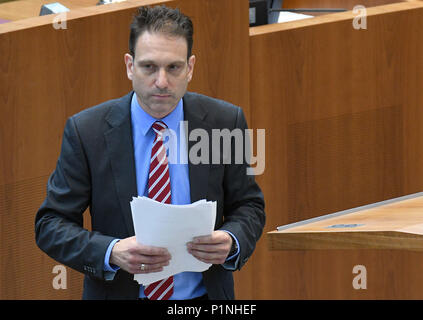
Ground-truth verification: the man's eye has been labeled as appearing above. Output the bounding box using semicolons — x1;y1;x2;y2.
168;65;181;71
142;65;155;71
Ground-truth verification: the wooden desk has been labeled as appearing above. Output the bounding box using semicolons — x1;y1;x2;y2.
245;0;423;299
279;0;408;17
269;192;423;251
0;0;97;21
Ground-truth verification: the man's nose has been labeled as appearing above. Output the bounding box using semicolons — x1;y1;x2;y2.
155;68;169;89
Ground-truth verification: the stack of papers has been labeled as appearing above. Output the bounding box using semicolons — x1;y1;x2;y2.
130;197;217;286
278;12;313;23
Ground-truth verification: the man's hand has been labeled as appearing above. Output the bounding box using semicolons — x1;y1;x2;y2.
187;231;233;265
109;236;171;274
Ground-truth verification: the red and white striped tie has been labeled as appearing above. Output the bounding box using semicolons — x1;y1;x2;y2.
144;121;174;300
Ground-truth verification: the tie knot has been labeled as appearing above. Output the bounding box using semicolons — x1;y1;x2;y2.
152;121;167;136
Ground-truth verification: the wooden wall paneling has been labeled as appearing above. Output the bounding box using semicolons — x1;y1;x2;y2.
401;6;423;192
177;0;250;119
245;2;423;299
0;0;250;299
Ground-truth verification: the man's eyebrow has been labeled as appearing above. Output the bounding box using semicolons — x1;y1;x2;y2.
136;59;185;66
136;59;155;65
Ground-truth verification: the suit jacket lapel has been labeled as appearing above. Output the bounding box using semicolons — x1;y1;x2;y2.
104;92;137;236
183;93;211;203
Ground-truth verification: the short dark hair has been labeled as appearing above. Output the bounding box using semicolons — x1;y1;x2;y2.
129;5;194;59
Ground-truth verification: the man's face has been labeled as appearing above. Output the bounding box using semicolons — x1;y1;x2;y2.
124;31;195;119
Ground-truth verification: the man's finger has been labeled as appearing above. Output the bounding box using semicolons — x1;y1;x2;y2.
133;260;170;274
192;235;214;244
137;253;172;264
137;244;171;256
189;249;227;265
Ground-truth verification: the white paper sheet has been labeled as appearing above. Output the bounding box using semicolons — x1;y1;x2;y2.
130;196;217;286
278;12;313;23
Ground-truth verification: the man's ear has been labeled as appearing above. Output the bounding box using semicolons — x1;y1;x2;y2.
124;53;134;81
187;55;196;82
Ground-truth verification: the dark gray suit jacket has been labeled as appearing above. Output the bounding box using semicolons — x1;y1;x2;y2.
35;91;265;300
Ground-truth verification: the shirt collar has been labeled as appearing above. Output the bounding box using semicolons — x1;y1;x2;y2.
130;92;183;136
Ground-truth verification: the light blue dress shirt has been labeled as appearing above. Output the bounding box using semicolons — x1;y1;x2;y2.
103;92;239;299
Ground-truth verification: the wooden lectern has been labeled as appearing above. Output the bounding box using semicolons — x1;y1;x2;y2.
268;192;423;251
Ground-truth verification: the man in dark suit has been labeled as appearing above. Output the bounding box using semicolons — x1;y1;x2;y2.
35;5;265;300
